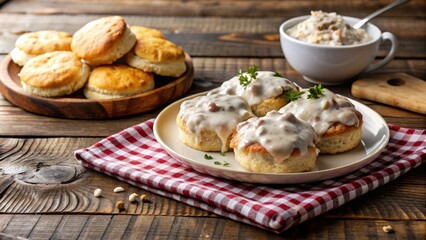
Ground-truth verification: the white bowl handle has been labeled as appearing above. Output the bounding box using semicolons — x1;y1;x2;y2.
365;32;398;72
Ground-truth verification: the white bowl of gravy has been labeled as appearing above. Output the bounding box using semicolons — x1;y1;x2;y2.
279;12;398;85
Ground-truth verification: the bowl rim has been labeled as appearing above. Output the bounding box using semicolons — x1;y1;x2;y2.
279;15;382;49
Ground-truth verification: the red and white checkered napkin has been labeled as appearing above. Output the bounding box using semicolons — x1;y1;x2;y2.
74;119;426;233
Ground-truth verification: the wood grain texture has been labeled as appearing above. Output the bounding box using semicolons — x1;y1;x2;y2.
0;14;425;58
0;214;425;239
0;1;424;238
1;0;425;17
0;137;214;216
351;73;426;114
0;58;424;137
327;165;426;219
0;137;425;220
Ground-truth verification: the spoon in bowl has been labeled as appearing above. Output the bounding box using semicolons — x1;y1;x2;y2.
353;0;408;29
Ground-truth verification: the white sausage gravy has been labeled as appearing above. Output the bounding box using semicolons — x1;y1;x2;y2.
279;88;360;136
178;94;254;152
286;11;370;46
235;111;318;163
208;71;300;106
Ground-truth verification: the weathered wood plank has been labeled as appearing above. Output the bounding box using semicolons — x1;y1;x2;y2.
0;214;425;239
0;138;214;216
282;218;426;239
0;214;13;232
121;215;156;240
27;215;62;240
0;14;424;58
0;214;40;238
1;0;424;18
101;215;132;240
50;215;90;240
78;215;112;240
327;165;426;219
0;137;425;219
0;58;424;137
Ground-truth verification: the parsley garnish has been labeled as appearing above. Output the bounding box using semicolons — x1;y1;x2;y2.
273;72;283;77
220;152;226;156
213;160;231;167
307;84;325;99
238;65;259;89
204;154;213;160
285;90;305;102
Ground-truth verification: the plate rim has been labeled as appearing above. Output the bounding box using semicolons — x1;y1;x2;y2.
154;91;390;183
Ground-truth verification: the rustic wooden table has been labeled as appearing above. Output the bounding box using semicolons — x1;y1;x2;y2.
0;0;425;239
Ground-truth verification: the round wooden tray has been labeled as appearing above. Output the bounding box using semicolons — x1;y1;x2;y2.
0;53;194;119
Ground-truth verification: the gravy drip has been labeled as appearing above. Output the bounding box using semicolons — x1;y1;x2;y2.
236;111;317;163
208;71;300;106
279;89;359;136
179;94;254;152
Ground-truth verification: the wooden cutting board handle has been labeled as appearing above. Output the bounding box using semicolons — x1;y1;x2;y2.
351;73;426;115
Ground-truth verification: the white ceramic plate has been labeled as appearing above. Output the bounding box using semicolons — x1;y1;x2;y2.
154;92;390;184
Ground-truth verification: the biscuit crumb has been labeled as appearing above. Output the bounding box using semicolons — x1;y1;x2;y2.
140;194;150;203
113;186;125;193
129;193;138;203
382;225;394;233
94;188;102;197
116;201;125;211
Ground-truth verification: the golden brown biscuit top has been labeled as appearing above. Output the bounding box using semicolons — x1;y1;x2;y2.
322;110;363;137
133;37;185;63
87;64;154;94
130;26;165;40
15;31;72;55
19;51;84;89
71;16;128;59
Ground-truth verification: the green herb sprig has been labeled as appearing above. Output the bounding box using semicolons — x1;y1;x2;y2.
285;90;305;102
273;72;284;77
307;84;325;99
238;65;259;88
284;84;325;102
214;161;231;167
204;153;230;167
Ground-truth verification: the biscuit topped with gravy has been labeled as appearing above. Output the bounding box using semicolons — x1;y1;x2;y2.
279;88;363;154
230;111;318;173
11;31;72;66
71;16;137;66
19;51;90;97
125;37;186;77
209;68;301;117
176;94;254;153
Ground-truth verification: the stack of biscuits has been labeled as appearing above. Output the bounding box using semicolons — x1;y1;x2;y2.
176;69;363;173
11;16;187;99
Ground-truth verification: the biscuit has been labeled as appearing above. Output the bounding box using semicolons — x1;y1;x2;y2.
176;94;254;153
250;96;289;117
84;64;154;99
125;37;186;77
316;111;363;154
130;26;165;39
279;88;363;154
19;51;90;97
11;31;72;66
208;71;300;116
230;111;318;173
71;16;137;66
